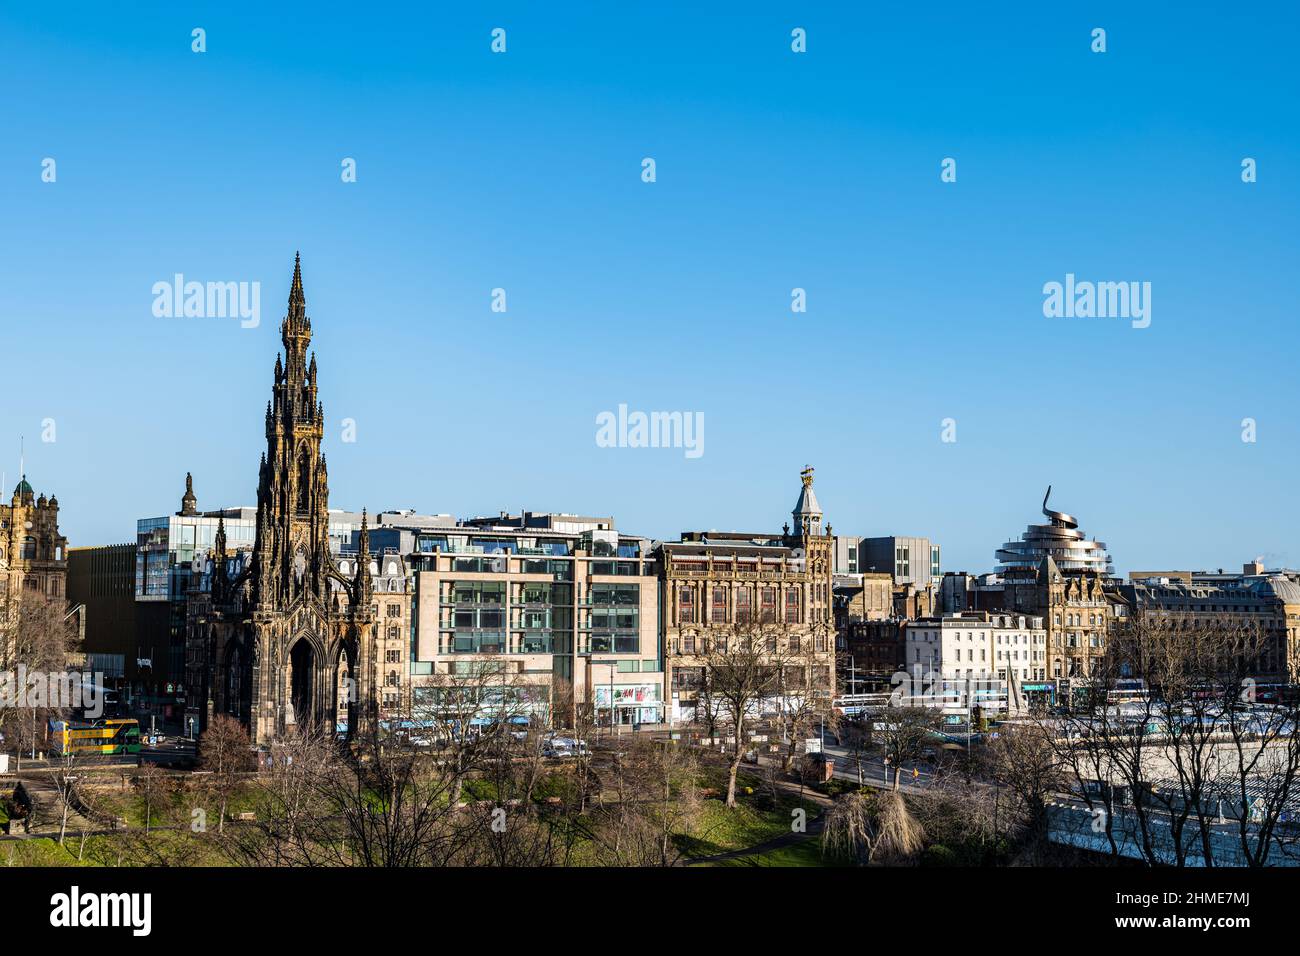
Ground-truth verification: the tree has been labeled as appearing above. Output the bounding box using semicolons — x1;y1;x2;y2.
551;677;598;813
135;762;168;836
47;750;78;846
699;621;792;808
823;790;925;865
875;706;941;789
220;661;561;867
772;625;838;773
984;722;1067;860
841;717;872;786
583;737;701;866
198;713;254;833
0;591;79;760
1040;613;1300;866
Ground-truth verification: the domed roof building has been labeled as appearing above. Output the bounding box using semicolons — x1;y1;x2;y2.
1;471;69;629
995;487;1118;686
995;487;1114;576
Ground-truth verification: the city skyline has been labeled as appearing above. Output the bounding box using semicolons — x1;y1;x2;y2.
6;2;1300;902
4;2;1297;575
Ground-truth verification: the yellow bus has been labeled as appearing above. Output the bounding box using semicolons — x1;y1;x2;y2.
49;718;142;756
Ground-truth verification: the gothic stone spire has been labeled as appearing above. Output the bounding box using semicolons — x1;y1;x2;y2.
252;254;331;610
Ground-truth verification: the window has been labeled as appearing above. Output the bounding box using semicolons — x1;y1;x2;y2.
454;581;505;605
736;588;752;623
297;451;311;513
711;587;728;623
785;587;800;624
387;604;401;618
590;633;639;653
590;607;638;630
678;586;695;622
590;583;639;606
672;667;704;691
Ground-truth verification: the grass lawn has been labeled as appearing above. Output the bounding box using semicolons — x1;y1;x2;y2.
706;837;827;867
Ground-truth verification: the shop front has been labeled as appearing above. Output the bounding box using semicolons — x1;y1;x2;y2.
593;681;663;726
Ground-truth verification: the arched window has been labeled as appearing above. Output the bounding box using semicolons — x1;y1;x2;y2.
297;450;311;513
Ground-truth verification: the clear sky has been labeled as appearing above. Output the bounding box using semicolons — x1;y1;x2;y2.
2;2;1297;575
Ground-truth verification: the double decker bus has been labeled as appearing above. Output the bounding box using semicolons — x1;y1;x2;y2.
49;718;142;756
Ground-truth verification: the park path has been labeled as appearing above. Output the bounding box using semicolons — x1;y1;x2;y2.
685;776;832;865
8;772;95;835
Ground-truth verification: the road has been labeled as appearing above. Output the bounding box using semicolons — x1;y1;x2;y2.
818;742;937;792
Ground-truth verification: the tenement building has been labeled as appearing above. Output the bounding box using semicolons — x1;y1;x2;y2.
660;467;836;723
186;256;387;744
1119;566;1300;683
903;610;1047;710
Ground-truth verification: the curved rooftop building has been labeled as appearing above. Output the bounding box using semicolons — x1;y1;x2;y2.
996;486;1114;576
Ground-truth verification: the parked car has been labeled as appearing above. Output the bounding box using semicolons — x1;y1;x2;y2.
543;738;590;758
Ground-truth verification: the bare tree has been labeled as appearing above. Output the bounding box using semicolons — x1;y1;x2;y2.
841;717;871;786
583;737;701;866
0;591;79;759
985;722;1067;860
198;713;254;833
221;660;559;867
699;621;792;808
875;706;941;790
551;677;598;813
1040;613;1300;867
47;750;78;846
772;629;837;773
135;762;168;836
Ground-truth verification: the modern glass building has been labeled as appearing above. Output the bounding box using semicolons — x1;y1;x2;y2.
995;487;1114;576
409;517;663;727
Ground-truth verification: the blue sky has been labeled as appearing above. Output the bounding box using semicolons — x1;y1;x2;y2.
2;2;1297;574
